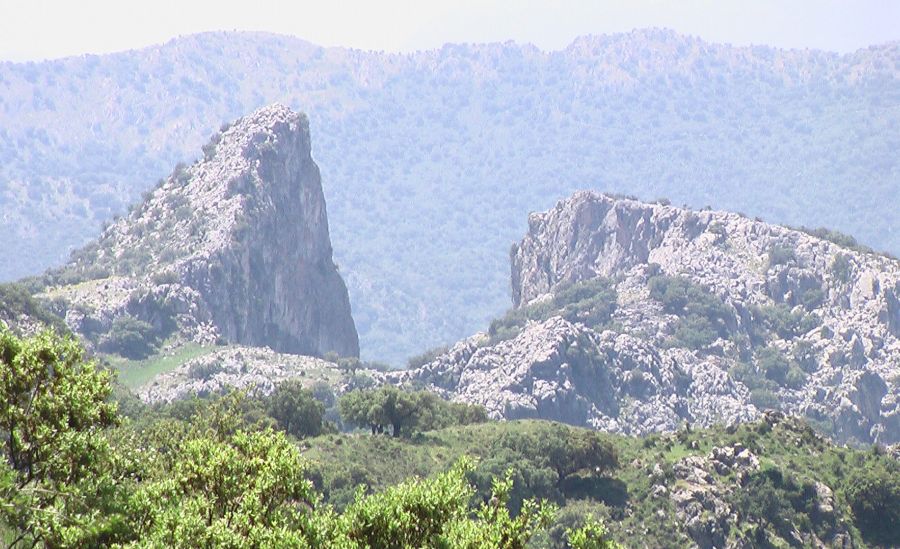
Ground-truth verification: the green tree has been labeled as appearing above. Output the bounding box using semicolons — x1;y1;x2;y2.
0;329;119;547
844;460;900;546
103;315;160;359
125;428;323;547
266;379;326;438
339;386;485;438
566;517;623;549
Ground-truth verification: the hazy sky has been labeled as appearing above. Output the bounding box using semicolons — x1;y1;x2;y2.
1;0;898;61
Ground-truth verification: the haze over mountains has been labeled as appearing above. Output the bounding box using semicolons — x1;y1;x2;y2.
1;28;897;363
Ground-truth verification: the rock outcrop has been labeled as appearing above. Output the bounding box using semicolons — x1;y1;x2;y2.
39;104;358;358
140;346;343;404
389;317;754;436
402;192;900;444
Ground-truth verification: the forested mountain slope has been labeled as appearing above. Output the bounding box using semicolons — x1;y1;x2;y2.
1;29;897;362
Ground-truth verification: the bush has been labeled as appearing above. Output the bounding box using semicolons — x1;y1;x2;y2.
187;360;224;380
767;244;796;268
754;303;820;339
648;275;733;349
844;461;900;546
407;344;449;369
339;386;486;437
266;379;326;438
757;346;790;385
489;278;617;343
799;286;825;310
830;253;853;283
102;315;160;359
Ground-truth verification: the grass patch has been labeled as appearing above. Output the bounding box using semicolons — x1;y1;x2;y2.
106;342;221;389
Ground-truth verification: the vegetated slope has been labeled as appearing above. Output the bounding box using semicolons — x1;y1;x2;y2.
302;414;900;548
397;192;900;445
0;29;897;363
26;104;358;361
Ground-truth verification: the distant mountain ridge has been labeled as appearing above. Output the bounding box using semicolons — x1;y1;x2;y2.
1;28;897;362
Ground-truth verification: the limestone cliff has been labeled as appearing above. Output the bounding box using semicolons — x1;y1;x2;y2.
400;192;900;444
40;104;358;358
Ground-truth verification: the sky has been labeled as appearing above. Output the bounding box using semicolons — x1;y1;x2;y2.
0;0;898;61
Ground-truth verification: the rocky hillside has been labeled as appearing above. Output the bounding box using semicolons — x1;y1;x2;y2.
397;192;900;444
31;104;358;359
1;30;897;363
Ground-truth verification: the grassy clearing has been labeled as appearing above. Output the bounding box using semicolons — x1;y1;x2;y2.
106;342;221;389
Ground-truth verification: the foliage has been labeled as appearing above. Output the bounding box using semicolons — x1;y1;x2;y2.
339;385;487;437
0;330;598;547
0;329;118;547
752;303;820;340
566;517;623;549
267;379;328;438
407;344;449;369
843;459;900;546
798;226;874;255
830;253;853;283
0;283;68;335
729;465;825;544
766;244;797;268
102;315;161;360
647;274;732;349
124;428;323;547
489;278;617;343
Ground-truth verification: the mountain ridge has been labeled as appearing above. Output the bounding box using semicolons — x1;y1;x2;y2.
396;192;900;445
1;28;897;362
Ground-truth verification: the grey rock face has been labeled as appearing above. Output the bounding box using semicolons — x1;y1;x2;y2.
41;104;358;358
407;192;900;443
390;316;755;436
139;346;343;404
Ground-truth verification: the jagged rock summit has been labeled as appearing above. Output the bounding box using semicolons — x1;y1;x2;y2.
41;103;359;358
400;192;900;444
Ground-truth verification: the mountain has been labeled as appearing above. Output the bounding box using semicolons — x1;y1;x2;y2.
23;104;358;360
395;192;900;445
1;29;897;363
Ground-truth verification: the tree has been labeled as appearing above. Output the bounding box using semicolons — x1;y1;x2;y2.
125;428;323;547
0;328;119;547
493;423;618;488
103;315;160;359
339;386;486;437
331;460;555;548
844;460;900;546
266;379;326;438
566;517;623;549
339;385;420;437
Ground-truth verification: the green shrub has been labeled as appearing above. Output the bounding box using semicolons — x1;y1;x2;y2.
102;315;160;359
407;344;449;369
489;278;617;343
266;380;326;439
844;460;900;546
0;283;69;335
799;287;825;309
830;253;853;283
648;275;733;349
187;360;224;380
754;303;820;339
767;244;796;268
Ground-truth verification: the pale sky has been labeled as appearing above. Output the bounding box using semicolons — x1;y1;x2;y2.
0;0;898;61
